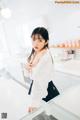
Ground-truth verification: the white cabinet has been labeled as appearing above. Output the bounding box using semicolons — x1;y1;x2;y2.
53;71;80;93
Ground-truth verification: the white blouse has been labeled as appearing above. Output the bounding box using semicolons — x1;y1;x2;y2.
24;49;54;107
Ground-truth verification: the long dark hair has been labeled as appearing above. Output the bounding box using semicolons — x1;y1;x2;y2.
28;27;49;62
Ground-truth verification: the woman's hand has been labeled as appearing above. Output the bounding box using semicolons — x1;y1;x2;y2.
25;62;33;72
28;106;37;113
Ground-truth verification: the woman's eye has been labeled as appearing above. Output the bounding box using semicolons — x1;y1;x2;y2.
33;39;35;41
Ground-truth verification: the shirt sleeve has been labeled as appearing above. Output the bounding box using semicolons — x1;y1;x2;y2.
30;53;54;107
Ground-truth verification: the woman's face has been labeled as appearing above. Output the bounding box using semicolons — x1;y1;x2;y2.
31;34;48;52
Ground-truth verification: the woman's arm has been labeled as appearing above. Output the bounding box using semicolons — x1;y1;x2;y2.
31;53;54;107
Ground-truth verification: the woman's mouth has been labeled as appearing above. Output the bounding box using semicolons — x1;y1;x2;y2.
34;47;38;49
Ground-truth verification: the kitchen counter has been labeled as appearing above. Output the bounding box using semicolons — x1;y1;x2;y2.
21;99;80;120
53;84;80;118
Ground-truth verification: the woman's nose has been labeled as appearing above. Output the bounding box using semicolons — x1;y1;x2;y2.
34;40;39;46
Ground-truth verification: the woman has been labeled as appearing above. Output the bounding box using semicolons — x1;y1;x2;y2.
25;27;59;113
